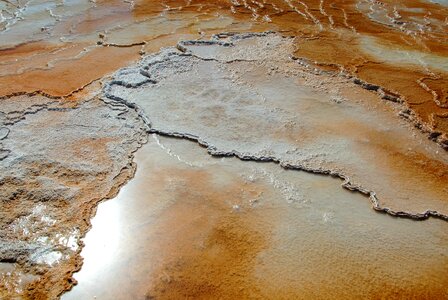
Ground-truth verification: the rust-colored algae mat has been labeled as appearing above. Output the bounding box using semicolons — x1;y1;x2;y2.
65;136;448;299
0;0;447;299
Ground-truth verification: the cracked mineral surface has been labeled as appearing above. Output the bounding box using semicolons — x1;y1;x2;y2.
0;92;147;298
105;33;448;219
1;0;448;299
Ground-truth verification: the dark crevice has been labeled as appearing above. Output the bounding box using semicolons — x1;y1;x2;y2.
102;80;448;222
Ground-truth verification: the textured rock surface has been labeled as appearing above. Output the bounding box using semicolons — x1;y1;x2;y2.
106;33;448;218
2;0;447;144
0;94;147;298
0;0;447;297
1;31;447;300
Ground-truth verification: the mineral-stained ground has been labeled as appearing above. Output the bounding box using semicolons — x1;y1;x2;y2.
0;0;447;299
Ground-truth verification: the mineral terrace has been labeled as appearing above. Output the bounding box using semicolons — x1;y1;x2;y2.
0;0;447;299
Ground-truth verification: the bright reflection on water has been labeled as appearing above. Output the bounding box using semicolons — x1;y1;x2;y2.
64;135;448;299
75;199;122;283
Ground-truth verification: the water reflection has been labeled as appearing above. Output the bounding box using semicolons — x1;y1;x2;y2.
64;135;448;299
75;199;123;283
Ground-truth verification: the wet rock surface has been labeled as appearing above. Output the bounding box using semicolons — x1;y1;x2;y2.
0;94;147;298
1;0;447;141
65;136;448;299
65;33;447;299
0;0;447;299
106;33;448;218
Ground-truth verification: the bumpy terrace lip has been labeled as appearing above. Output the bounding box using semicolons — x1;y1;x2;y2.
103;31;448;222
64;134;448;299
1;29;447;299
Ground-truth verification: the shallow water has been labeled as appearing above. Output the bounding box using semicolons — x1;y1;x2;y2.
360;36;448;73
2;1;447;133
107;34;448;217
1;0;448;298
64;136;448;299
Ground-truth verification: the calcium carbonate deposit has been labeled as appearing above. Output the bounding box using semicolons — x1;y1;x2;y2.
1;0;447;299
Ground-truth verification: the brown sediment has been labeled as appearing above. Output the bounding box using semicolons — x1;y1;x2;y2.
274;107;448;207
65;138;448;300
1;1;448;299
420;77;448;107
144;168;269;299
51;0;136;36
255;0;448;140
2;0;447;139
28;162;139;300
0;45;141;97
0;43;88;78
104;33;448;218
148;129;448;221
0;95;148;298
0;42;64;62
336;118;448;210
354;62;444;118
